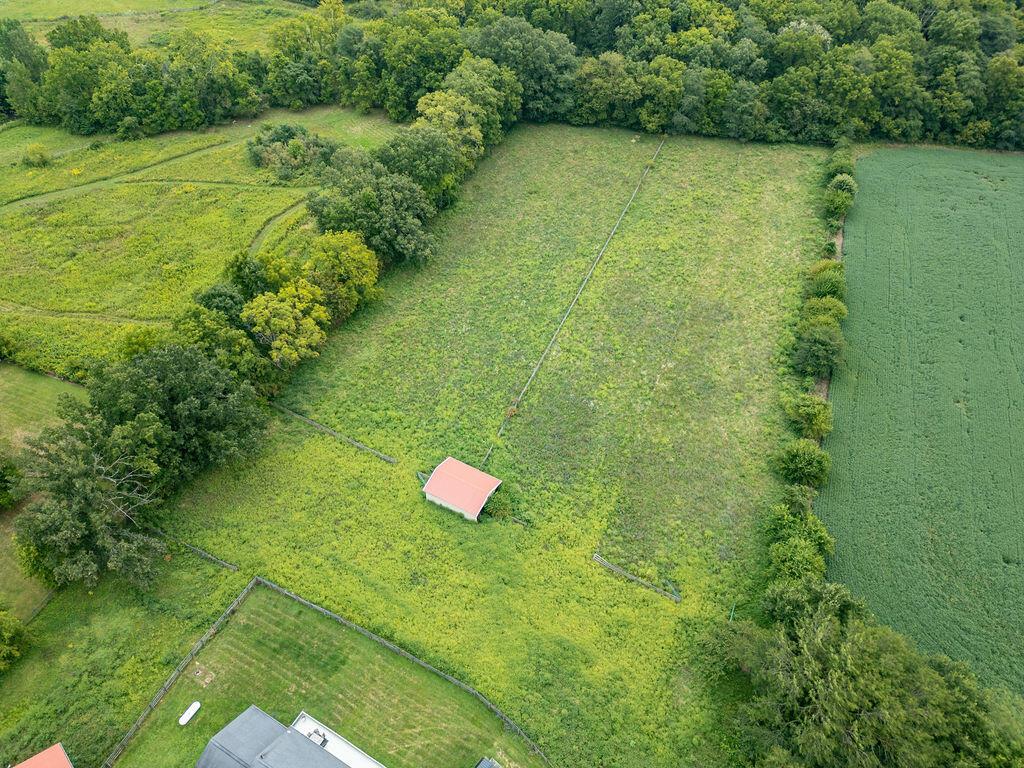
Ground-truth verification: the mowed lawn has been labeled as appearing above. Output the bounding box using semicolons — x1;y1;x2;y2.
817;147;1024;691
0;107;396;378
117;586;544;768
159;126;825;767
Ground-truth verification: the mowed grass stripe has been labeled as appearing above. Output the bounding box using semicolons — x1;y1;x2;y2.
116;586;544;768
818;146;1024;690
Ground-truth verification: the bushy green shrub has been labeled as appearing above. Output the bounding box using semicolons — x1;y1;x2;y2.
792;316;845;377
308;168;435;268
247;123;339;180
22;142;50;167
824;186;855;221
373;124;463;209
783;391;833;440
765;493;835;561
802;296;847;323
768;536;827;581
806;268;846;301
301;230;381;324
0;607;26;673
808;258;843;276
196;282;246;321
773;438;831;487
828;173;858;196
0;448;20;510
826;142;855;178
116;115;142;140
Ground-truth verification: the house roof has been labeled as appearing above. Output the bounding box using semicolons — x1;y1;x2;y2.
197;706;386;768
196;705;288;768
13;743;74;768
422;457;501;519
254;729;349;768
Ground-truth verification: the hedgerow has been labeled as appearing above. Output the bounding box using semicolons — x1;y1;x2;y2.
729;135;1024;768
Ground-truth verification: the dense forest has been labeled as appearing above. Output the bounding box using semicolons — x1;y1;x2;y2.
1;0;1021;148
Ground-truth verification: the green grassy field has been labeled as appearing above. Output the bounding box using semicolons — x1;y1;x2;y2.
0;107;396;378
0;506;49;621
0;362;83;445
0;124;823;767
5;0;309;51
117;586;544;768
150;126;824;767
0;559;251;767
817;146;1024;692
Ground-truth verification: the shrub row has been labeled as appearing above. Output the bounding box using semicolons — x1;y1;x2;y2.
739;132;1024;768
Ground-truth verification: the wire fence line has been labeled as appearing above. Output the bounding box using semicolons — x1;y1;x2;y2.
482;137;667;466
257;577;550;764
100;576;261;768
592;552;681;603
271;403;398;464
100;577;548;767
151;527;240;572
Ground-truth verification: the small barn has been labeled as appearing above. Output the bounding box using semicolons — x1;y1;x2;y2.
422;457;501;521
13;743;74;768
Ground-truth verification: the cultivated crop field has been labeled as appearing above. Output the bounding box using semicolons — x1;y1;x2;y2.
4;0;308;50
118;586;544;768
0;107;396;377
817;147;1024;691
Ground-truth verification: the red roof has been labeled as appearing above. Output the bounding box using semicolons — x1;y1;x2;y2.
423;457;501;520
14;744;74;768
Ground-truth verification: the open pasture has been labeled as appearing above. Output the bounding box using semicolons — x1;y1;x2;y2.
157;126;824;767
818;146;1024;691
0;556;250;767
5;0;309;51
117;585;544;768
0;107;396;378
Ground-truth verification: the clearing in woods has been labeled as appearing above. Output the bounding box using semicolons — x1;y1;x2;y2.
0;107;396;378
116;585;545;768
817;146;1024;692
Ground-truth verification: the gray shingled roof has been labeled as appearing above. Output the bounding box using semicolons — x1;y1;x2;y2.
254;729;353;768
196;706;356;768
196;706;288;768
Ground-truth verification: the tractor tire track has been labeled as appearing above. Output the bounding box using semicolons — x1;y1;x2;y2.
0;298;169;326
248;198;308;258
0;137;238;213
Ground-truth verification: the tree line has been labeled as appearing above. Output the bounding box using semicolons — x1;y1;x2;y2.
2;0;1021;148
716;141;1024;767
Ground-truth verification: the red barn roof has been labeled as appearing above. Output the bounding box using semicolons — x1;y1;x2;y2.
423;457;501;521
14;744;74;768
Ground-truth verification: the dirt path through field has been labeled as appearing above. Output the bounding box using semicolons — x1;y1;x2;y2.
0;138;242;213
248;198;308;257
0;298;169;325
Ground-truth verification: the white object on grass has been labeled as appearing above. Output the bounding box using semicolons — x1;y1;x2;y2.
179;701;201;725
